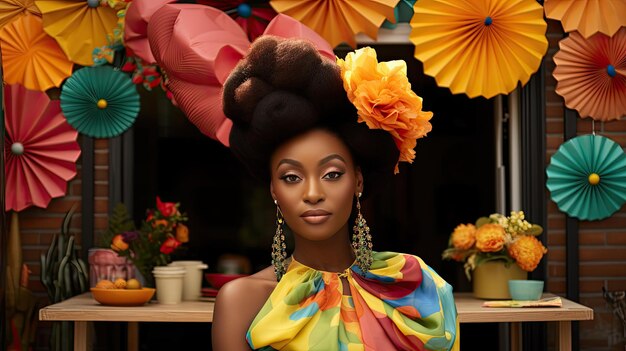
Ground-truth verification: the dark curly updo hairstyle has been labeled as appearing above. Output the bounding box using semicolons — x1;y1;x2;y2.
222;36;399;196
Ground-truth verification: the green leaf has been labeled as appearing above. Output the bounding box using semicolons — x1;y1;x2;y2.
475;216;491;228
474;252;515;268
525;224;544;236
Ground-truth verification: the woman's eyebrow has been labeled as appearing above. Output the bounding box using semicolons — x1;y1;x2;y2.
276;158;302;170
319;154;346;166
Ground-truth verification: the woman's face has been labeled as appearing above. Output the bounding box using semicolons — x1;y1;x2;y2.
270;129;363;242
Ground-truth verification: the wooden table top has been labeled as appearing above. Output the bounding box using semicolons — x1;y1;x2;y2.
454;292;593;323
39;292;593;324
39;293;215;322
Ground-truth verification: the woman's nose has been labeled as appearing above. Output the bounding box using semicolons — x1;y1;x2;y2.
303;179;325;204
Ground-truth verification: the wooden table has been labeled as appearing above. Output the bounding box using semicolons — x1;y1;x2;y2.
455;292;593;351
40;292;592;351
39;294;214;351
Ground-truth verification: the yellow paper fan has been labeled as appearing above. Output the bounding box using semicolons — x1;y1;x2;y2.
269;0;399;48
0;0;40;29
35;0;118;66
410;0;548;99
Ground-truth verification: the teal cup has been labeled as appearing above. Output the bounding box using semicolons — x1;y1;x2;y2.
508;280;544;300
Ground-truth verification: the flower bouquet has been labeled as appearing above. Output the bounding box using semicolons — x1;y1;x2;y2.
442;211;547;280
110;197;189;287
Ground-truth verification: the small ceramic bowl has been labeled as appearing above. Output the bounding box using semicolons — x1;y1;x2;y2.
205;273;248;289
91;287;156;306
508;280;544;300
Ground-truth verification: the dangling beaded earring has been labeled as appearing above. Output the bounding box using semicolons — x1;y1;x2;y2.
272;200;287;281
352;192;373;273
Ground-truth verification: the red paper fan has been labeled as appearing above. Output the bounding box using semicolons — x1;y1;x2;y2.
147;4;334;146
553;28;626;121
124;0;175;63
4;84;81;212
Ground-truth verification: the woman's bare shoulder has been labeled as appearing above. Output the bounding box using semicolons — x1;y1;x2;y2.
216;266;276;308
211;266;276;351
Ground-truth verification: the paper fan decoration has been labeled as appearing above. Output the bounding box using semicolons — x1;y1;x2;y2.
197;0;277;41
269;0;399;48
147;4;249;146
262;14;335;61
0;14;73;91
544;0;626;39
35;0;119;66
4;84;81;212
553;28;626;121
124;0;175;64
547;134;626;221
0;0;40;29
147;4;334;146
382;0;416;29
410;0;548;99
60;66;140;138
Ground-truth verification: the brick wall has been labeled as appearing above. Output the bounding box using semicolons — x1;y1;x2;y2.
19;137;110;298
545;19;626;350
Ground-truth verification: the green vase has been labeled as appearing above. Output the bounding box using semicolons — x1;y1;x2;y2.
472;261;527;299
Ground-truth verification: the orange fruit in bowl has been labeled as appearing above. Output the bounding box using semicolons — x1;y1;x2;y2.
96;279;115;289
126;278;141;289
114;278;127;289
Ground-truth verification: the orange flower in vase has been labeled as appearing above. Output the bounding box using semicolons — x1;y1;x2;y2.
442;211;547;280
475;224;506;252
442;211;547;299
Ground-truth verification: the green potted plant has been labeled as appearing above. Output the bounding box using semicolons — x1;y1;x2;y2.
40;204;89;350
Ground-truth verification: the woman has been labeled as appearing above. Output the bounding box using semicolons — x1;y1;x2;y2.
212;36;459;351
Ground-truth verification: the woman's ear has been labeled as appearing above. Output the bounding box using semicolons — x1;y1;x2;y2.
270;181;277;203
355;167;364;194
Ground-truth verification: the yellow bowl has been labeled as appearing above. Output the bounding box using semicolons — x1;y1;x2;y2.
91;288;156;306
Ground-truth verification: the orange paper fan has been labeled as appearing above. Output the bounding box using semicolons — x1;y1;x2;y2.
269;0;399;48
553;28;626;121
0;14;73;91
544;0;626;39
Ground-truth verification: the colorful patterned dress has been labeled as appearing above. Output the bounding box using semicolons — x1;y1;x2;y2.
246;251;460;350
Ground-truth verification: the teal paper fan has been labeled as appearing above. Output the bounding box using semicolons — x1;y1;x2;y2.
61;66;140;138
546;134;626;221
383;0;416;29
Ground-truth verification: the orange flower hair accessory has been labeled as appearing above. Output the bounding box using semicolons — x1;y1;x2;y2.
336;47;433;173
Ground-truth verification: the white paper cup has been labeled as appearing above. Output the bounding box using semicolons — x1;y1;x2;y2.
152;270;185;304
169;261;208;301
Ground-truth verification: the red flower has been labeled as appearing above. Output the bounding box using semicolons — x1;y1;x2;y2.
121;61;137;72
160;237;181;255
156;196;177;217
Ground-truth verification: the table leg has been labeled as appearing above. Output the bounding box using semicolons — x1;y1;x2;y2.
510;322;522;351
558;321;572;351
74;321;91;351
128;322;139;351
